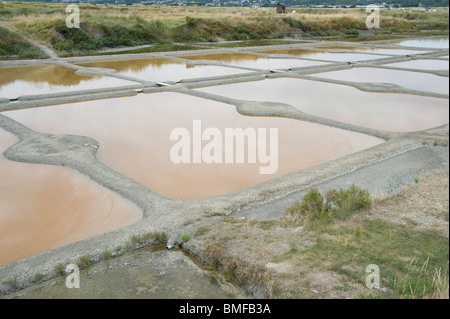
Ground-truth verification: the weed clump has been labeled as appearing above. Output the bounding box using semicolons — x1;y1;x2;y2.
103;246;111;260
326;184;371;217
54;263;65;276
78;253;91;269
181;231;190;243
286;185;371;225
202;243;271;296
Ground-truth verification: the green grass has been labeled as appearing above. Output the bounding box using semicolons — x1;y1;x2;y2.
202;242;270;291
285;185;372;227
130;232;168;245
0;26;47;59
0;2;63;17
289;242;298;254
204;211;226;218
78;253;91;269
277;184;449;298
281;218;449;298
154;232;167;244
32;272;43;283
54;263;65;276
2;276;18;289
393;257;449;299
258;220;277;230
181;231;190;243
195;226;211;236
222;216;244;224
326;185;371;217
130;234;143;245
103;246;111;260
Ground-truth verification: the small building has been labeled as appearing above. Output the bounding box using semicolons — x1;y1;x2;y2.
276;3;286;14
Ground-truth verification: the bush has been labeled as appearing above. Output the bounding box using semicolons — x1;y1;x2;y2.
301;188;325;216
286;185;371;225
326;185;371;216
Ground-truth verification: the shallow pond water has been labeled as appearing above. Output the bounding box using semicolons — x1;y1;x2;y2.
253;48;388;62
197;78;449;132
4;92;383;200
177;52;328;69
0;64;138;100
75;57;251;82
384;59;449;71
397;38;449;49
0;131;141;266
313;67;449;94
313;46;428;56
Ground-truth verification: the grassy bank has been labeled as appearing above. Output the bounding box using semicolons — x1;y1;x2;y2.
193;169;449;299
0;26;47;58
0;2;448;57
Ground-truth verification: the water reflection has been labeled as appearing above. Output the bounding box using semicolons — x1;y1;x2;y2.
0;64;139;99
314;46;428;55
76;57;251;82
178;52;328;69
76;57;183;73
177;52;266;63
254;48;388;62
385;59;449;71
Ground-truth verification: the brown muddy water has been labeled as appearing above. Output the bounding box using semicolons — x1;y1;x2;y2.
4;92;382;200
197;78;449;132
253;49;388;62
5;247;239;299
176;52;328;69
384;59;449;71
0;64;138;100
75;57;251;82
0;131;141;266
312;67;449;94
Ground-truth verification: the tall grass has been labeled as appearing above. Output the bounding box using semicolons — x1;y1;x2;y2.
0;26;47;58
285;185;372;226
394;258;449;299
